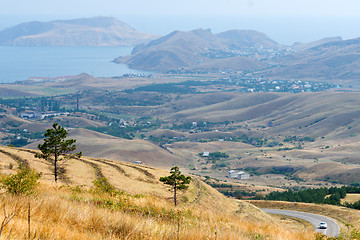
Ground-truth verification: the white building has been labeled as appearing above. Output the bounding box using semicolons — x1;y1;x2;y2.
228;170;250;180
228;170;238;178
237;171;250;180
202;152;210;157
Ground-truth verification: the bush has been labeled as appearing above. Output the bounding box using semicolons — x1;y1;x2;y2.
92;177;115;194
0;165;42;195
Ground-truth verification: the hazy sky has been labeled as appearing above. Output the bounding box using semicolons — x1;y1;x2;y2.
1;0;360;44
2;0;360;16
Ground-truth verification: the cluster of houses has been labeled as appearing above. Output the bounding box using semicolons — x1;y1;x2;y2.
20;111;69;119
227;170;250;180
226;76;339;93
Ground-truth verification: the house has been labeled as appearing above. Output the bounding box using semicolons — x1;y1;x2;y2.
228;170;238;178
237;171;250;180
40;112;69;119
202;152;209;157
20;112;42;119
228;170;250;180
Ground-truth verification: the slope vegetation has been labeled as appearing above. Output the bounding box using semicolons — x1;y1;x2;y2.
164;92;360;139
0;146;314;239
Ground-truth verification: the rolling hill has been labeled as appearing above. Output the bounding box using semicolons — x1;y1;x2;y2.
113;25;360;81
263;37;360;81
115;28;279;72
161;92;360;140
25;128;185;168
0;146;315;239
216;29;280;49
0;17;158;47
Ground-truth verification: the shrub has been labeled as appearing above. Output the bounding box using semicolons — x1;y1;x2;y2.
0;165;42;195
92;177;115;194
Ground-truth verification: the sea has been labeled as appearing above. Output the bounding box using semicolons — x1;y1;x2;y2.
0;46;147;83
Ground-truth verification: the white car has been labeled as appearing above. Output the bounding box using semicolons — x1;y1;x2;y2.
319;222;328;229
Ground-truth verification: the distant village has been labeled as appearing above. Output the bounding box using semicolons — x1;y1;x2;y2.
225;76;340;93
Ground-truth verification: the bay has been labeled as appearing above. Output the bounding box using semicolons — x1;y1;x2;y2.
0;46;146;83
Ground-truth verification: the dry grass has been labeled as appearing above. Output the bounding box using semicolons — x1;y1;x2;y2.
341;194;360;204
26;128;184;168
0;146;317;240
0;183;314;240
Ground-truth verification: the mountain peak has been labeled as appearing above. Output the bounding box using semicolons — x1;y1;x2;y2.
0;17;158;47
54;16;133;30
216;29;280;48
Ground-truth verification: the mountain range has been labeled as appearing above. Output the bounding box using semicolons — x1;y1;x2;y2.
116;28;360;81
266;37;360;80
114;28;278;72
0;17;158;47
115;29;360;80
2;16;360;81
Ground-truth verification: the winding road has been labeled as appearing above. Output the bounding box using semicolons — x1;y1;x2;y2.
261;209;340;237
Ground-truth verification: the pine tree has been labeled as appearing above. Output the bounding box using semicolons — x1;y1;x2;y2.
160;166;191;207
36;123;81;182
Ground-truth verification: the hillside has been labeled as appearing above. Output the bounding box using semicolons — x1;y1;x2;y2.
0;17;158;47
112;25;360;81
25;128;185;168
162;92;360;140
0;146;314;239
291;37;343;52
216;29;280;49
115;28;279;72
265;37;360;81
2;88;358;187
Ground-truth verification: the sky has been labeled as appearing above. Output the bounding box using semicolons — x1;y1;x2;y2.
1;0;360;44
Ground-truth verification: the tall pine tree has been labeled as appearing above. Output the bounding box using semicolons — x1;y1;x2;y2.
160;166;191;206
36;123;81;182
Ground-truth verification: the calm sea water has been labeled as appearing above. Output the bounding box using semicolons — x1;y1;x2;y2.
0;46;146;83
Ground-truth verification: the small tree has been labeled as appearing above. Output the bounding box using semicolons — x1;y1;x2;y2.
0;165;41;195
160;166;191;207
36;123;81;182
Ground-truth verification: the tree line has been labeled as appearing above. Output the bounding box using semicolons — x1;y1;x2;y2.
263;186;360;210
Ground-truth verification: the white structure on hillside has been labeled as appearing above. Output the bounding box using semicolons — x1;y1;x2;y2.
202;151;209;157
237;171;250;180
228;170;238;178
227;170;250;180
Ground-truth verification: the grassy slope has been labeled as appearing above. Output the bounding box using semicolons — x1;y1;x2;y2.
25;128;185;168
163;92;360;139
0;146;315;240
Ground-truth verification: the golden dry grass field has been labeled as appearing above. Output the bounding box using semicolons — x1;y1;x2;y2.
341;194;360;204
0;146;319;240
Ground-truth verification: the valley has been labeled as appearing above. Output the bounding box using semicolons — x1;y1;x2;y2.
1;16;360;239
0;73;359;194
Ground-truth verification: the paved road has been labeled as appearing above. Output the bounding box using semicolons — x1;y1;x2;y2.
262;209;340;237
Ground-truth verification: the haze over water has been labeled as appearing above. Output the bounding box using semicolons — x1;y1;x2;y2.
0;46;147;83
1;14;359;83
